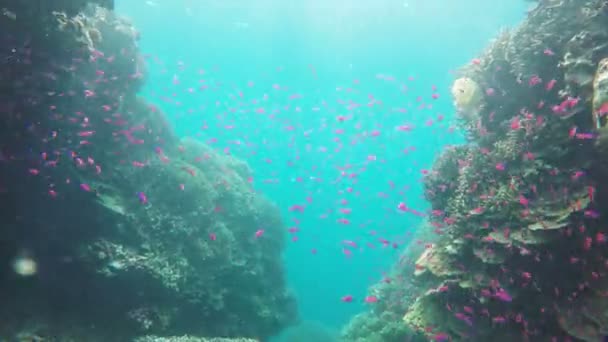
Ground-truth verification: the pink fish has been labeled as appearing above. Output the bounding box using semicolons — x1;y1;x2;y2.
494;288;512;302
454;313;473;326
572;170;585;180
342;240;357;247
136;192;148;204
469;207;484;215
510;117;520;130
433;333;449;341
492;316;507;324
78;130;95;137
255;229;264;238
529;75;542;86
598;102;608;115
364;295;378;303
584;210;600;219
289;204;305;212
341;295;353;303
339;208;352;214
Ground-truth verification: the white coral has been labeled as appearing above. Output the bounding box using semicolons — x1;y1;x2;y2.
451;77;483;120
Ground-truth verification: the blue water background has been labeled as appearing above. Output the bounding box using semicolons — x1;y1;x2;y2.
117;0;529;335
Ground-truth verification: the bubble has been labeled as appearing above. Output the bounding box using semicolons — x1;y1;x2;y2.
12;256;37;277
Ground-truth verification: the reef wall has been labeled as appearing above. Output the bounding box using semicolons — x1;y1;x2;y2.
343;0;608;341
0;1;296;341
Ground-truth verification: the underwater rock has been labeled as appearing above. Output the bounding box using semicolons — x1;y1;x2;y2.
402;284;494;341
472;246;505;264
413;244;462;278
593;58;608;128
0;1;296;341
596;125;608;156
557;301;608;342
0;0;114;18
424;145;469;213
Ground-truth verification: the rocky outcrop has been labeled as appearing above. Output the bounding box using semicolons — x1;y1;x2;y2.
342;0;608;340
0;1;296;341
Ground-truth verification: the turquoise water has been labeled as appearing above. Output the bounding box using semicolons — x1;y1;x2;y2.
116;0;530;336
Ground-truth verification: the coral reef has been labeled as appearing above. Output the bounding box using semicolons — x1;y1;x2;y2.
0;2;296;341
343;0;608;340
134;337;258;342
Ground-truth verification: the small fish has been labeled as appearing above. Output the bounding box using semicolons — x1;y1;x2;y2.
492;316;507;324
136;191;148;204
341;295;353;303
364;295;378;303
494;288;512;302
433;333;449;342
469;207;484;215
584;210;600;219
77;130;95;137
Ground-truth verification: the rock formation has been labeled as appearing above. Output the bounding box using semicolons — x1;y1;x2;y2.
342;0;608;340
0;2;296;341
